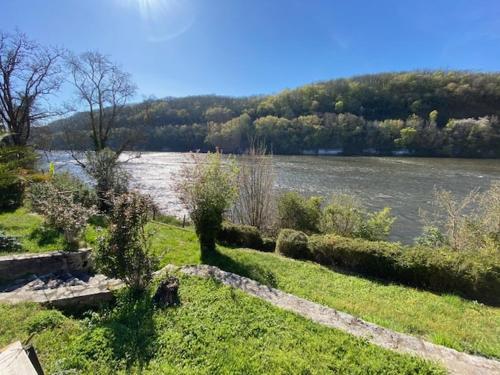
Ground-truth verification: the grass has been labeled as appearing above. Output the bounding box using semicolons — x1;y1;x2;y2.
146;223;500;360
0;276;443;374
1;208;499;361
0;207;98;255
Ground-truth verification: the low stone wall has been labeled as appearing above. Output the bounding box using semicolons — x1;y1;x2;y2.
0;249;92;284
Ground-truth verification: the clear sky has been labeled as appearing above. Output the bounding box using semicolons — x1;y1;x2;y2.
3;0;500;99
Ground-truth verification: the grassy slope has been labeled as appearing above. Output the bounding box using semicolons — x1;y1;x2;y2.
0;208;98;255
0;276;443;374
152;223;500;359
1;210;499;360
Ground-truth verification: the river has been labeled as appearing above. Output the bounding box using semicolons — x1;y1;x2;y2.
42;152;500;243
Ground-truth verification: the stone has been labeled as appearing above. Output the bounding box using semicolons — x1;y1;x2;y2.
0;341;41;375
0;249;92;284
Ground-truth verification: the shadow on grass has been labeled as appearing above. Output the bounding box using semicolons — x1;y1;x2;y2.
29;226;61;246
67;290;159;371
202;247;278;288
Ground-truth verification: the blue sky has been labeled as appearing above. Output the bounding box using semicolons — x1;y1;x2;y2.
3;0;500;99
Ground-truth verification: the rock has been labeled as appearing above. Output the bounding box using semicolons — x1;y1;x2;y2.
152;276;179;308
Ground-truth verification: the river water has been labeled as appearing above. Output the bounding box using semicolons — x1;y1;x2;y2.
42;152;500;243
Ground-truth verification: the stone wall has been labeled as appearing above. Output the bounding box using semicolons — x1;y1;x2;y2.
0;249;92;284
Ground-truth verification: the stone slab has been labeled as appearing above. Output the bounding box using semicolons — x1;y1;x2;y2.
0;341;38;375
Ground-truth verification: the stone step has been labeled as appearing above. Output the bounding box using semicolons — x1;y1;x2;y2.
0;249;92;284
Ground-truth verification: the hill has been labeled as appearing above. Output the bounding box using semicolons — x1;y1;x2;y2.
42;71;500;157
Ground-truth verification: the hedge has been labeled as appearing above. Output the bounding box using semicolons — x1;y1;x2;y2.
276;229;311;260
307;234;500;305
217;222;265;250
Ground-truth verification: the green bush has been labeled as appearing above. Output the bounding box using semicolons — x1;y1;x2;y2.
95;192;158;292
0;230;22;252
277;192;322;234
177;152;238;255
217;222;264;250
308;234;500;305
49;172;98;208
262;237;276;252
0;178;23;210
27;176;97;250
0;146;37;211
320;194;395;241
276;229;311;260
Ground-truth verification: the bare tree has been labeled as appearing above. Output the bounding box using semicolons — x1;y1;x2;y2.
0;30;63;146
419;187;491;251
231;144;276;232
66;51;137;153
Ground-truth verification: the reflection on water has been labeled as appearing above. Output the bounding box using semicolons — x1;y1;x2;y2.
41;152;500;243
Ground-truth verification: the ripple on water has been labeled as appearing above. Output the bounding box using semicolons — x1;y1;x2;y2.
40;152;500;243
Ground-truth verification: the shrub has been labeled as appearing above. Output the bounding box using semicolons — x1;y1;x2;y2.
262;237;276;252
28;177;96;249
277;192;322;234
308;234;500;305
50;172;98;208
320;194;364;237
0;177;23;210
320;194;395;241
217;222;264;250
0;230;22;252
0;146;37;210
419;182;500;251
94;192;157;292
276;229;311;260
415;226;447;247
177;152;238;255
359;207;396;241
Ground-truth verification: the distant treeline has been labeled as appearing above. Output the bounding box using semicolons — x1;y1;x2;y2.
42;71;500;157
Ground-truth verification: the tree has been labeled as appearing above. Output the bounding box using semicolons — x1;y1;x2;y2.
0;30;63;146
230;144;275;231
66;52;137;211
66;51;137;153
177;152;238;256
277;192;322;234
205;113;251;153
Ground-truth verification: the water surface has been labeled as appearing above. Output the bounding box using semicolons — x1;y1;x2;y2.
43;152;500;243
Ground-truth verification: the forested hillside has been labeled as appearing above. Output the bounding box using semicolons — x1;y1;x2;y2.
43;71;500;157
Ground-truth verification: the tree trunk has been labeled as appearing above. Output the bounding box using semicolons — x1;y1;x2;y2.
152;276;179;307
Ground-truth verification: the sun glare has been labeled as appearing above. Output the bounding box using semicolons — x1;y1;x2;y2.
119;0;196;42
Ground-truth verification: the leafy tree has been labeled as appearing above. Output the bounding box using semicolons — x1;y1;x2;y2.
205;113;251;153
320;194;395;241
177;152;239;255
204;106;234;123
41;70;500;157
334;100;344;113
277;192;322;234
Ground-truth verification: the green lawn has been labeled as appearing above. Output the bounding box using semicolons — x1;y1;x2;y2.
0;208;99;255
149;223;500;360
1;208;499;361
0;276;443;374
